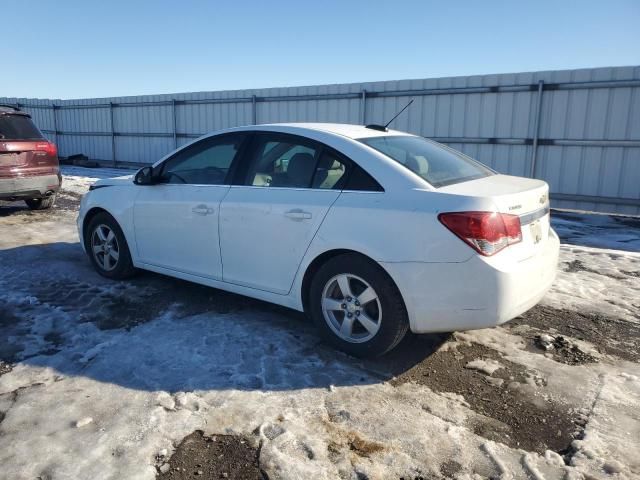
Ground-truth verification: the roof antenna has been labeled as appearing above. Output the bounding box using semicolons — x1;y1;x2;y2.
366;99;414;132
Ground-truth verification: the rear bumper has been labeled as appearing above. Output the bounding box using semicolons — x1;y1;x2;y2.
381;229;560;333
0;174;61;199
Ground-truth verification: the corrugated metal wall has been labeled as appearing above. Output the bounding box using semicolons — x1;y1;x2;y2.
3;66;639;214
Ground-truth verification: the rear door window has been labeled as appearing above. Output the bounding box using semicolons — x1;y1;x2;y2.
0;115;43;140
312;151;347;189
360;135;493;187
245;135;320;188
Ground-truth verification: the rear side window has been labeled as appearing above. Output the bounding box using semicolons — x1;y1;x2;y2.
344;164;383;191
360;135;493;188
0;115;43;140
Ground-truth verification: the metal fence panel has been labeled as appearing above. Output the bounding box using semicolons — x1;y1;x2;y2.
2;65;639;214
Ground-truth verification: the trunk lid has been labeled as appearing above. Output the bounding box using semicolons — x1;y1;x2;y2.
0;141;57;177
439;174;551;259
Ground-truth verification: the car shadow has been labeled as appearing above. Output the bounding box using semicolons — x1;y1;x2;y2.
0;241;449;393
0;201;31;216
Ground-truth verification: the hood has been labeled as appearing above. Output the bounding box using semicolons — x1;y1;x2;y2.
93;175;134;187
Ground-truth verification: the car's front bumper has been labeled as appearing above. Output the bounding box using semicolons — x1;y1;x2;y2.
381;228;560;333
0;173;61;200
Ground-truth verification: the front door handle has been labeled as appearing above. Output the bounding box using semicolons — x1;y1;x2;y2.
284;209;312;221
192;204;214;216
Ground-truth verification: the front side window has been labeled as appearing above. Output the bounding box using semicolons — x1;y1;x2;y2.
159;135;244;185
360;135;493;188
246;136;343;189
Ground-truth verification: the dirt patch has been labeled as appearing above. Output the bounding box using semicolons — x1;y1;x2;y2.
533;334;598;365
348;433;385;458
439;460;462;478
621;270;640;278
510;305;640;362
54;192;83;211
392;343;581;453
0;198;78;218
0;361;11;377
156;430;265;480
323;418;387;464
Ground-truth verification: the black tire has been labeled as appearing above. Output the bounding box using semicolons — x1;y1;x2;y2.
25;194;56;210
85;212;137;280
308;253;409;357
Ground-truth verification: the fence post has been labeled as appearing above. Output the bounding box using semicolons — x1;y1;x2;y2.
109;102;116;167
172;99;178;149
529;80;544;178
360;89;367;125
52;103;59;148
252;95;257;125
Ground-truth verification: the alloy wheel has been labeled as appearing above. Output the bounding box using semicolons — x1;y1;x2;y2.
91;224;120;272
321;273;382;343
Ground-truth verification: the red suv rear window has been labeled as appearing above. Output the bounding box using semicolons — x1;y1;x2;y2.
0;115;44;140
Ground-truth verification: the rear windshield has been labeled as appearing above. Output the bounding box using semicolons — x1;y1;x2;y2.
0;115;43;140
359;135;493;188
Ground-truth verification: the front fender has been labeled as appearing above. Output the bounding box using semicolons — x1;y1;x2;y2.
77;186;139;260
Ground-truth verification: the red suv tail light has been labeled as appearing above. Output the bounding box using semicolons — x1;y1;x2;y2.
35;141;57;157
438;211;522;256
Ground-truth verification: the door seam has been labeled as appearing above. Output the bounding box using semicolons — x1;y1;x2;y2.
285;190;344;296
218;185;233;280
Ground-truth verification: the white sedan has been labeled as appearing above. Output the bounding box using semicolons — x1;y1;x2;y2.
77;123;559;357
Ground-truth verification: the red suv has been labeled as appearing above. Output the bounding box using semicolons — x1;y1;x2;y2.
0;105;61;209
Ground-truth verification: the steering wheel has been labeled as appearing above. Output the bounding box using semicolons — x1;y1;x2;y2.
167;171;188;184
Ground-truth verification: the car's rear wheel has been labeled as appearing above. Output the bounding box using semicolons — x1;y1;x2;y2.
25;194;56;210
309;253;409;357
85;212;136;279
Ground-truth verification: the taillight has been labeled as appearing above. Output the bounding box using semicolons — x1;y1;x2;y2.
438;211;522;256
35;141;57;157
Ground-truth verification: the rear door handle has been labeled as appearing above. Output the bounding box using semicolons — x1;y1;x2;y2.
285;209;312;220
192;204;215;216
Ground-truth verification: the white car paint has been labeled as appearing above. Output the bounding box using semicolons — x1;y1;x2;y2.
77;123;559;334
134;184;228;279
219;186;341;294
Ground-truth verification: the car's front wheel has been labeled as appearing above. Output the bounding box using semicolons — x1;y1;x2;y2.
309;253;409;357
85;212;137;279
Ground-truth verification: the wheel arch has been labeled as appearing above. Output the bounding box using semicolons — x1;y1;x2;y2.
82;207;123;249
300;248;406;314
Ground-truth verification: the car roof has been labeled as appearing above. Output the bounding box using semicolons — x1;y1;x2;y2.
0;105;29;116
152;121;430;191
252;123;414;140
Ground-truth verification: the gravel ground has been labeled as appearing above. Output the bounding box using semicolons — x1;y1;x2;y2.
391;339;583;454
1;169;639;480
156;431;265;479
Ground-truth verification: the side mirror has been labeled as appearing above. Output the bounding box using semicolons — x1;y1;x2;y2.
134;166;155;185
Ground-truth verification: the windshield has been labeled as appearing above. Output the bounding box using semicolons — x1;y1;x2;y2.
359;135;493;188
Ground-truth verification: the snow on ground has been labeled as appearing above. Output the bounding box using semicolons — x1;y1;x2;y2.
547;245;640;324
0;167;639;480
59;165;135;195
